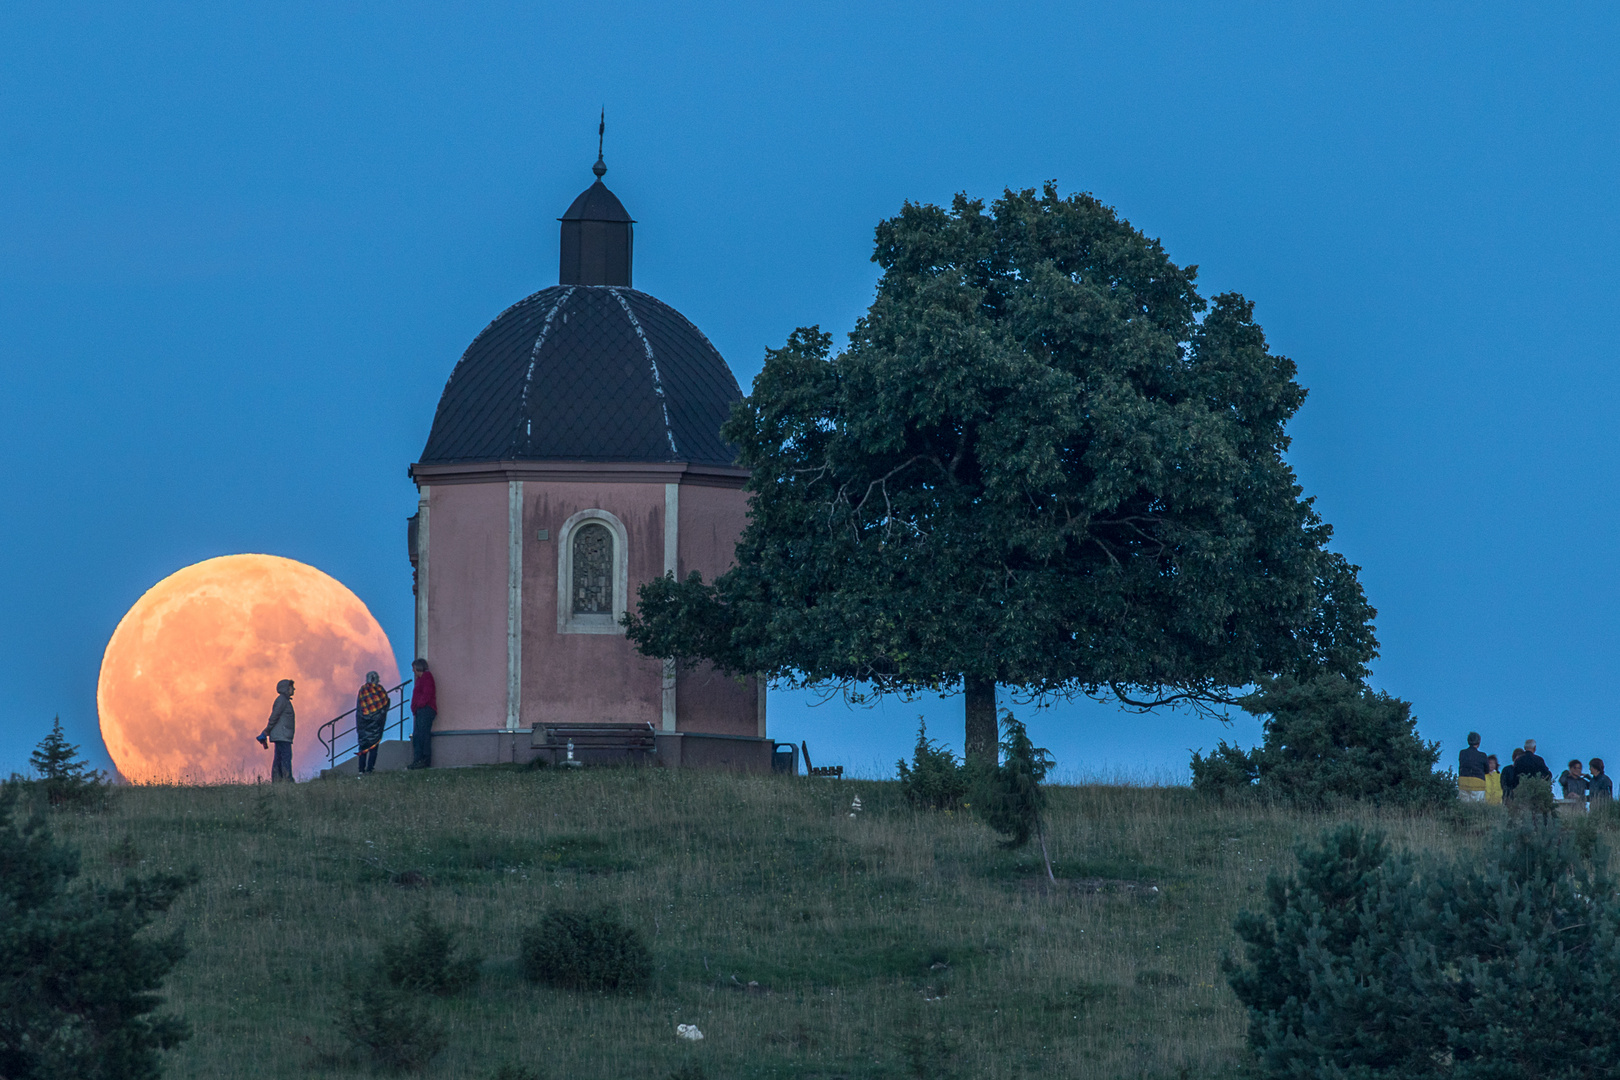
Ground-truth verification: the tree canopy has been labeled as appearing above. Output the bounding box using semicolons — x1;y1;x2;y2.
626;184;1377;758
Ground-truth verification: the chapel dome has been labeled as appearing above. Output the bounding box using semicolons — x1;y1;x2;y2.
417;284;743;467
418;142;744;468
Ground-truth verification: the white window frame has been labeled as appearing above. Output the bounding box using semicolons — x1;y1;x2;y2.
557;508;629;634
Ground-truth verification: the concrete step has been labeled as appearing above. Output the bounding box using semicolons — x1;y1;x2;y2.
319;740;414;779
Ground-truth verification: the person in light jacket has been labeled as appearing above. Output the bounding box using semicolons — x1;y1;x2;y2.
1484;755;1503;805
257;679;296;783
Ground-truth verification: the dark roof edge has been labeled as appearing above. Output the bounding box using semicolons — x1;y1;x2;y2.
410;460;749;489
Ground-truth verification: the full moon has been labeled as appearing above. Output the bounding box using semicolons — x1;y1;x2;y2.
98;554;399;783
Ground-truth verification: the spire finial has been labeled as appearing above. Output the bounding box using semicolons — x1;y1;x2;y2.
593;108;607;179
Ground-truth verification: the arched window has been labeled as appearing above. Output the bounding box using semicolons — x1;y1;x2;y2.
571;524;613;614
557;509;629;633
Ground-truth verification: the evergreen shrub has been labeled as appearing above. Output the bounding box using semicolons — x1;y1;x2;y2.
1190;674;1453;807
1515;775;1556;816
1227;818;1620;1078
896;720;969;810
972;712;1057;881
337;980;446;1074
519;909;651;992
971;712;1053;849
381;909;481;995
0;785;193;1080
23;718;107;810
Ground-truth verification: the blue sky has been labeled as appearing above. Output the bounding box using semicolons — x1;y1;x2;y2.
2;2;1616;781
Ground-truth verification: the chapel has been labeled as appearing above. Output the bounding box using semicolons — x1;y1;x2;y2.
405;143;766;769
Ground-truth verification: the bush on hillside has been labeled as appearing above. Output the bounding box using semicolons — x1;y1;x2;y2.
519;909;651;993
1190;675;1452;807
23;717;107;810
381;909;481;995
337;979;446;1074
896;720;970;810
1515;774;1556;816
0;785;193;1080
490;1065;547;1080
1227;818;1620;1078
1187;740;1259;794
972;712;1057;881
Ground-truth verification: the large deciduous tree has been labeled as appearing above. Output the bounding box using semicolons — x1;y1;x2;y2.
625;185;1377;762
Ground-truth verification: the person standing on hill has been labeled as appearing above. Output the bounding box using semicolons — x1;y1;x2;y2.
1517;740;1552;782
1457;732;1488;801
1501;747;1523;802
1589;759;1612;807
257;679;296;783
354;671;390;776
1484;755;1503;805
408;658;436;770
1559;759;1588;809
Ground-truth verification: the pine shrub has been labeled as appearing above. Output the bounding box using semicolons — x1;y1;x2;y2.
896;720;969;810
337;979;446;1074
25;717;107;810
1515;774;1556;816
972;712;1056;880
1227;818;1620;1078
0;785;193;1080
1190;675;1453;807
490;1065;547;1080
381;909;481;995
519;909;651;992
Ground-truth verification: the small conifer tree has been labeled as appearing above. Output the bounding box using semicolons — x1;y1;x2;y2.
27;717;106;809
896;720;969;810
972;712;1056;881
0;785;193;1079
381;909;481;995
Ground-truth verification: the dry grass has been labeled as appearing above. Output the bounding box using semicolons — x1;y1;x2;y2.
46;767;1477;1079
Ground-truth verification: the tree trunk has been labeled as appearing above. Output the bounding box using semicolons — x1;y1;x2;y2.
964;676;997;767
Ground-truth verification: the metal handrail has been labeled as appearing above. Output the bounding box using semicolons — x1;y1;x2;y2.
317;679;413;768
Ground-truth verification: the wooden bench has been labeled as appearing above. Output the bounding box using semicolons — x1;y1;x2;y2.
800;740;844;779
530;722;657;767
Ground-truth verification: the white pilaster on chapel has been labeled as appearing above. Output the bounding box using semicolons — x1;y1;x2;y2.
662;482;679;732
414;486;430;663
506;479;523;731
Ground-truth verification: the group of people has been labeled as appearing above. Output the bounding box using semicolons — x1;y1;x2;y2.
254;658;438;782
1457;732;1613;808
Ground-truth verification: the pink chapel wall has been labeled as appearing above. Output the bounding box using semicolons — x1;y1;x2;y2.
420;469;760;758
422;481;509;732
520;480;666;727
675;483;760;736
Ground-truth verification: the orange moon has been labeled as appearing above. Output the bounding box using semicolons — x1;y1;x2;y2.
97;554;399;783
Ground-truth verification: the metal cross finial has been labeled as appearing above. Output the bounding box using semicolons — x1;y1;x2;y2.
593;108;607;179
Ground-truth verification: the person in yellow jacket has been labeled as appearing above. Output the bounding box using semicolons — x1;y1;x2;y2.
1484;754;1503;805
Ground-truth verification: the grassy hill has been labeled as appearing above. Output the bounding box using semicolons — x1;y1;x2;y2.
44;767;1465;1079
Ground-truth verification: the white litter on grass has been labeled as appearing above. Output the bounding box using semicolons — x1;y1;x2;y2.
849;796;863;817
677;1024;704;1041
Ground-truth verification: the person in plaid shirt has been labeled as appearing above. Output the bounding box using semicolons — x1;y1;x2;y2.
354;671;390;775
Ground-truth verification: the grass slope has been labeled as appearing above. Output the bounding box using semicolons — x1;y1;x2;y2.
46;768;1463;1079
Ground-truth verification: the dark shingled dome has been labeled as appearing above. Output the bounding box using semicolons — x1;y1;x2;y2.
419;285;743;466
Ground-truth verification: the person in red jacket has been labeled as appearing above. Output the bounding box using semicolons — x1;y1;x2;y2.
408;658;436;769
